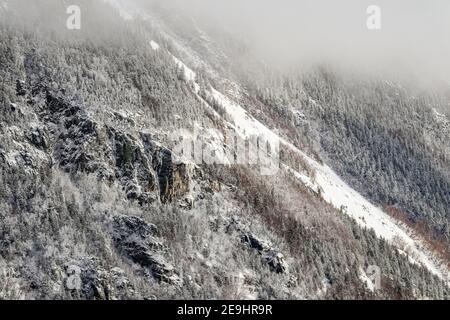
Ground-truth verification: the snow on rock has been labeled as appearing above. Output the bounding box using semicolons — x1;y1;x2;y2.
4;151;18;167
432;108;449;126
359;267;376;292
203;128;231;165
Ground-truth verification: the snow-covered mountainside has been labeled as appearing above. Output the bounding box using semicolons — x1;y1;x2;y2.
0;0;448;300
145;31;449;281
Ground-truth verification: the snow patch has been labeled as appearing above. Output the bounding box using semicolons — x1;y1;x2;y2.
4;151;18;167
209;88;280;149
172;56;197;84
150;40;160;51
359;267;376;292
283;164;319;193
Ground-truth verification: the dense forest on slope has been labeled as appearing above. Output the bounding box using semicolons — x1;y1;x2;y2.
172;8;450;256
236;70;450;253
0;0;448;299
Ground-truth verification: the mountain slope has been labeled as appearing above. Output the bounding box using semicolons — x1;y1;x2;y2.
0;0;448;300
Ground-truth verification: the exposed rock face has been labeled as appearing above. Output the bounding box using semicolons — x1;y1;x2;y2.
30;86;191;205
227;217;288;274
0;109;52;176
112;215;181;285
113;215;159;240
241;232;288;274
141;132;191;203
42;91;108;176
108;129;158;204
242;233;271;252
26;125;48;150
263;250;288;274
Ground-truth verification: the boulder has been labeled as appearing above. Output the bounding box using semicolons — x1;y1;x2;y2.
264;250;288;274
241;233;271;252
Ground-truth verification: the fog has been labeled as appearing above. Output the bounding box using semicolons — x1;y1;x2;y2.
5;0;450;87
135;0;450;87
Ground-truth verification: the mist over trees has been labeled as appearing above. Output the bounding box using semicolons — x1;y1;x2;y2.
127;0;450;91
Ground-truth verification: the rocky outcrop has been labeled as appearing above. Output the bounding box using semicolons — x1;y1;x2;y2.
40;91;110;177
112;215;181;285
227;217;288;274
26;125;49;150
30;87;191;205
108;129;157;204
141;132;191;203
242;233;271;252
0;114;52;175
241;232;288;274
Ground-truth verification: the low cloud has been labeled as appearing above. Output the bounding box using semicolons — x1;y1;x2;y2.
140;0;450;86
